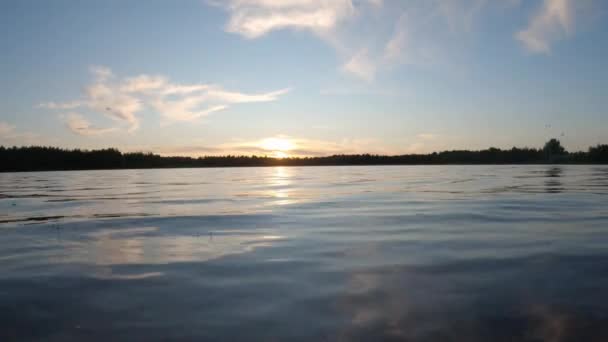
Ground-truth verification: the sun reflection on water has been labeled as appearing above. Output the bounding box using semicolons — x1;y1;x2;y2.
266;167;299;206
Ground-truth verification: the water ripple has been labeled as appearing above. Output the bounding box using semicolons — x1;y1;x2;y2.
1;165;608;340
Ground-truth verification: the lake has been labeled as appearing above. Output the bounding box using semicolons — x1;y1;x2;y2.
1;165;608;341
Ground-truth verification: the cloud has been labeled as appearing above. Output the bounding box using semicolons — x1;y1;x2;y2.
342;49;376;81
383;14;409;63
150;85;288;123
86;76;142;132
38;101;84;110
217;0;357;39
288;137;394;156
516;0;574;53
206;88;290;103
381;1;487;68
437;0;486;33
63;113;118;136
215;0;494;81
215;0;387;80
90;65;113;81
40;66;289;134
382;12;434;67
131;132;451;157
120;75;169;93
416;133;437;140
154;101;227;122
41;66;142;132
216;0;590;81
146;135;397;157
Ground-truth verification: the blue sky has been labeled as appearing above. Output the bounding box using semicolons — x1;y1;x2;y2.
1;0;607;156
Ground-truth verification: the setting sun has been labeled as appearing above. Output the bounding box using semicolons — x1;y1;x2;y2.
260;137;294;152
258;137;295;158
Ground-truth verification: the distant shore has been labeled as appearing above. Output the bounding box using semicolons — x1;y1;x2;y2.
2;140;607;172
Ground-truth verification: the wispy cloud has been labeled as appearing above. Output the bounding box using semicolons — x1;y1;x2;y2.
129;132;453;157
206;88;290;103
87;67;142;132
382;11;440;67
416;133;437;140
145;135;397;157
40;66;289;134
516;0;574;54
90;65;113;81
217;0;358;39
38;101;84;110
62;113;118;136
214;0;387;80
215;0;594;81
341;49;376;81
154;101;227;123
381;0;488;69
215;0;492;81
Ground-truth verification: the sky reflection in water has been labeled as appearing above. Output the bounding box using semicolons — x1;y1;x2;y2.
1;165;608;341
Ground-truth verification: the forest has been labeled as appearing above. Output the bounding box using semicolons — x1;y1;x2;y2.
1;139;607;172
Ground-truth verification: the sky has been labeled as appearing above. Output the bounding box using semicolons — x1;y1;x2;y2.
1;0;607;157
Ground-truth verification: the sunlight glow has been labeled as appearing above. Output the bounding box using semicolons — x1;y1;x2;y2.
272;151;289;159
260;137;295;152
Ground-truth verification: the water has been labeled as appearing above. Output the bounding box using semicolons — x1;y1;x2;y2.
1;165;608;341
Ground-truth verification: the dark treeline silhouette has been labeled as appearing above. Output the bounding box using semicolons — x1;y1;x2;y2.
1;139;607;172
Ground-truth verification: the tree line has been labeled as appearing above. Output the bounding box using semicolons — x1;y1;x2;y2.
1;139;607;172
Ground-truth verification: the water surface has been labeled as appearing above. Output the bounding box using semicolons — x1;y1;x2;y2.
1;165;608;341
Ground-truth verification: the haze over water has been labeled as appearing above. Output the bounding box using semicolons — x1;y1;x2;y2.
2;165;608;341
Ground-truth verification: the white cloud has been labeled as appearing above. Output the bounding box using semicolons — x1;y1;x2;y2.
342;49;376;81
516;0;573;53
154;100;227;122
382;1;487;69
218;0;357;39
384;14;409;63
206;87;290;103
215;0;495;81
63;113;118;136
86;80;142;132
40;66;289;134
215;0;388;80
120;75;168;93
216;0;589;81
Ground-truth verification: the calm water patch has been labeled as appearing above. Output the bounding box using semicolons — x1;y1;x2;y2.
1;165;608;341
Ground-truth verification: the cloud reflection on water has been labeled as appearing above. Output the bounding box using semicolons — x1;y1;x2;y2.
2;166;608;340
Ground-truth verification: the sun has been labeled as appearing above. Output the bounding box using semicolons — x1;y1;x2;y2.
258;137;295;158
260;137;295;152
